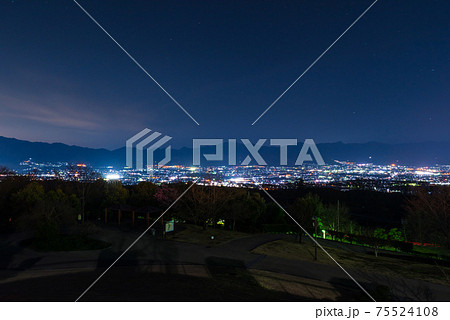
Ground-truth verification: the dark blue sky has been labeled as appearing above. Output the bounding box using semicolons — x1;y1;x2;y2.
0;0;448;149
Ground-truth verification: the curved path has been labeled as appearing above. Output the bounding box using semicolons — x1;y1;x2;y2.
1;228;449;301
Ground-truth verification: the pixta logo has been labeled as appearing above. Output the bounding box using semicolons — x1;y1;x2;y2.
193;138;324;166
126;128;172;170
126;129;325;171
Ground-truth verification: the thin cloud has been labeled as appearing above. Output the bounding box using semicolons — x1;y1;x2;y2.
0;92;101;130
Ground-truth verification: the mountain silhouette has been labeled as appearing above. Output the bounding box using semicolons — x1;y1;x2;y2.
0;136;449;170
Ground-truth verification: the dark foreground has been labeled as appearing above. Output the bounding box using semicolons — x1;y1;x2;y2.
1;226;449;302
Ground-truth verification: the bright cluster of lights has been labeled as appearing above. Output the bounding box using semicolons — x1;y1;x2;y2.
105;173;121;180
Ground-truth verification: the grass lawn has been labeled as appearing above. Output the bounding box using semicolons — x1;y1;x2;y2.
413;245;450;258
252;240;450;286
168;224;252;246
21;234;111;252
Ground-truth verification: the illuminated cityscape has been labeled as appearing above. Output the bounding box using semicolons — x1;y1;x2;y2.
1;0;449;307
18;158;450;191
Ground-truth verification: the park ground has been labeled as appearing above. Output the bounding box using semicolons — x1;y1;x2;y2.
0;223;449;301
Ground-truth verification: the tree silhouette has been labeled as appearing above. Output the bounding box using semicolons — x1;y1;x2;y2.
12;181;45;215
103;181;129;207
66;164;101;223
290;193;325;243
320;201;353;234
154;184;180;208
183;185;233;229
130;181;158;207
226;189;266;231
405;186;450;248
0;166;14;176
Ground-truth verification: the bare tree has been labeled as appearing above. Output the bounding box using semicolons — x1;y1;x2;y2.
405;186;450;248
66;164;101;224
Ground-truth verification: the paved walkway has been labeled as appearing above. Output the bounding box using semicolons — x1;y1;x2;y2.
1;227;449;301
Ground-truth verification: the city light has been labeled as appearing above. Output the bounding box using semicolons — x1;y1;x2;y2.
105;173;121;180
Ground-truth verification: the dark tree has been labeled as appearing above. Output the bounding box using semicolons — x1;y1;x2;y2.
0;165;14;176
290;193;325;243
405;186;450;248
182;185;234;229
320;201;355;235
130;181;158;207
154;184;180;208
12;181;45;215
226;189;266;231
103;181;129;207
66;164;101;223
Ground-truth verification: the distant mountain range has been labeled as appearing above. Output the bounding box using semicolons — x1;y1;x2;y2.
0;136;449;170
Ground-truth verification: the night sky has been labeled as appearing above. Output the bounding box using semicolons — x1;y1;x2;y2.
0;0;448;149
